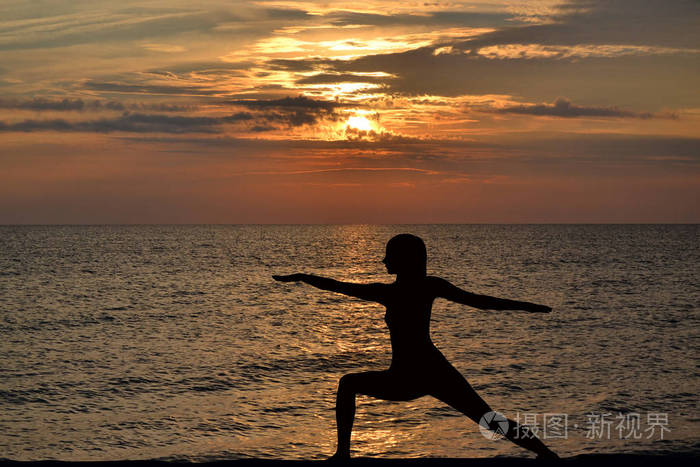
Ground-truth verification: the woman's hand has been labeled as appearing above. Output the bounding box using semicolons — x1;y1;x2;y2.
273;273;305;282
526;303;552;313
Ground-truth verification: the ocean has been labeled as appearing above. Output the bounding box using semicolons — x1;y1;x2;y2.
0;225;698;461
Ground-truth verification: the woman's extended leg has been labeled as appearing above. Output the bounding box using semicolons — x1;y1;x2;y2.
332;370;423;459
429;364;558;459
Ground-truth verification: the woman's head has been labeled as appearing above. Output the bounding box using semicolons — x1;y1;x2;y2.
382;234;427;277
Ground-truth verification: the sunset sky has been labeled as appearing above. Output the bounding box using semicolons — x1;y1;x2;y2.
1;0;698;223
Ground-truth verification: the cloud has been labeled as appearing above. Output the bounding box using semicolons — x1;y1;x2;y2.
255;110;321;127
492;98;677;119
0;96;343;133
344;126;419;143
260;7;313;21
0;97;196;112
0;98;93;111
295;73;392;85
228;95;347;110
0;112;242;133
225;96;347;127
84;80;221;96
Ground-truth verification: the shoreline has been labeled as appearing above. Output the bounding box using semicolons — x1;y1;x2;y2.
1;454;698;467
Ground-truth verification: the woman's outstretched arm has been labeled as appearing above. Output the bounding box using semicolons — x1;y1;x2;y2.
273;273;387;304
431;277;551;313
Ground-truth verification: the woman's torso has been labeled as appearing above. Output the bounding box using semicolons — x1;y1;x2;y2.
382;279;445;370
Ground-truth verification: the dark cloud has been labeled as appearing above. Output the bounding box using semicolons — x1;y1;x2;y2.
135;102;198;112
295;73;392;85
0;97;91;111
0;99;340;133
226;96;349;129
262;8;313;21
264;111;317;127
493;98;677;119
229;96;348;110
0;97;196;112
251;125;277;132
0;113;230;133
344;126;420;143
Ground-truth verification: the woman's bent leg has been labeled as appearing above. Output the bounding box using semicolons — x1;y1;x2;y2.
334;373;358;458
430;365;558;458
333;370;423;459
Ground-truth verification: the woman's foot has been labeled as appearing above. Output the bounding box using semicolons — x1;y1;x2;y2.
536;449;560;460
326;451;351;462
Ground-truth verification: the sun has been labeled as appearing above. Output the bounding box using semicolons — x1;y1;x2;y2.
346;115;373;132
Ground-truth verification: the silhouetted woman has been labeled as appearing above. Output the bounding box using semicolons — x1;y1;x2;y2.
273;234;558;459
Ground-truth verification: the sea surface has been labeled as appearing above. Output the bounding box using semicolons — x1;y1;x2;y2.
0;225;698;461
